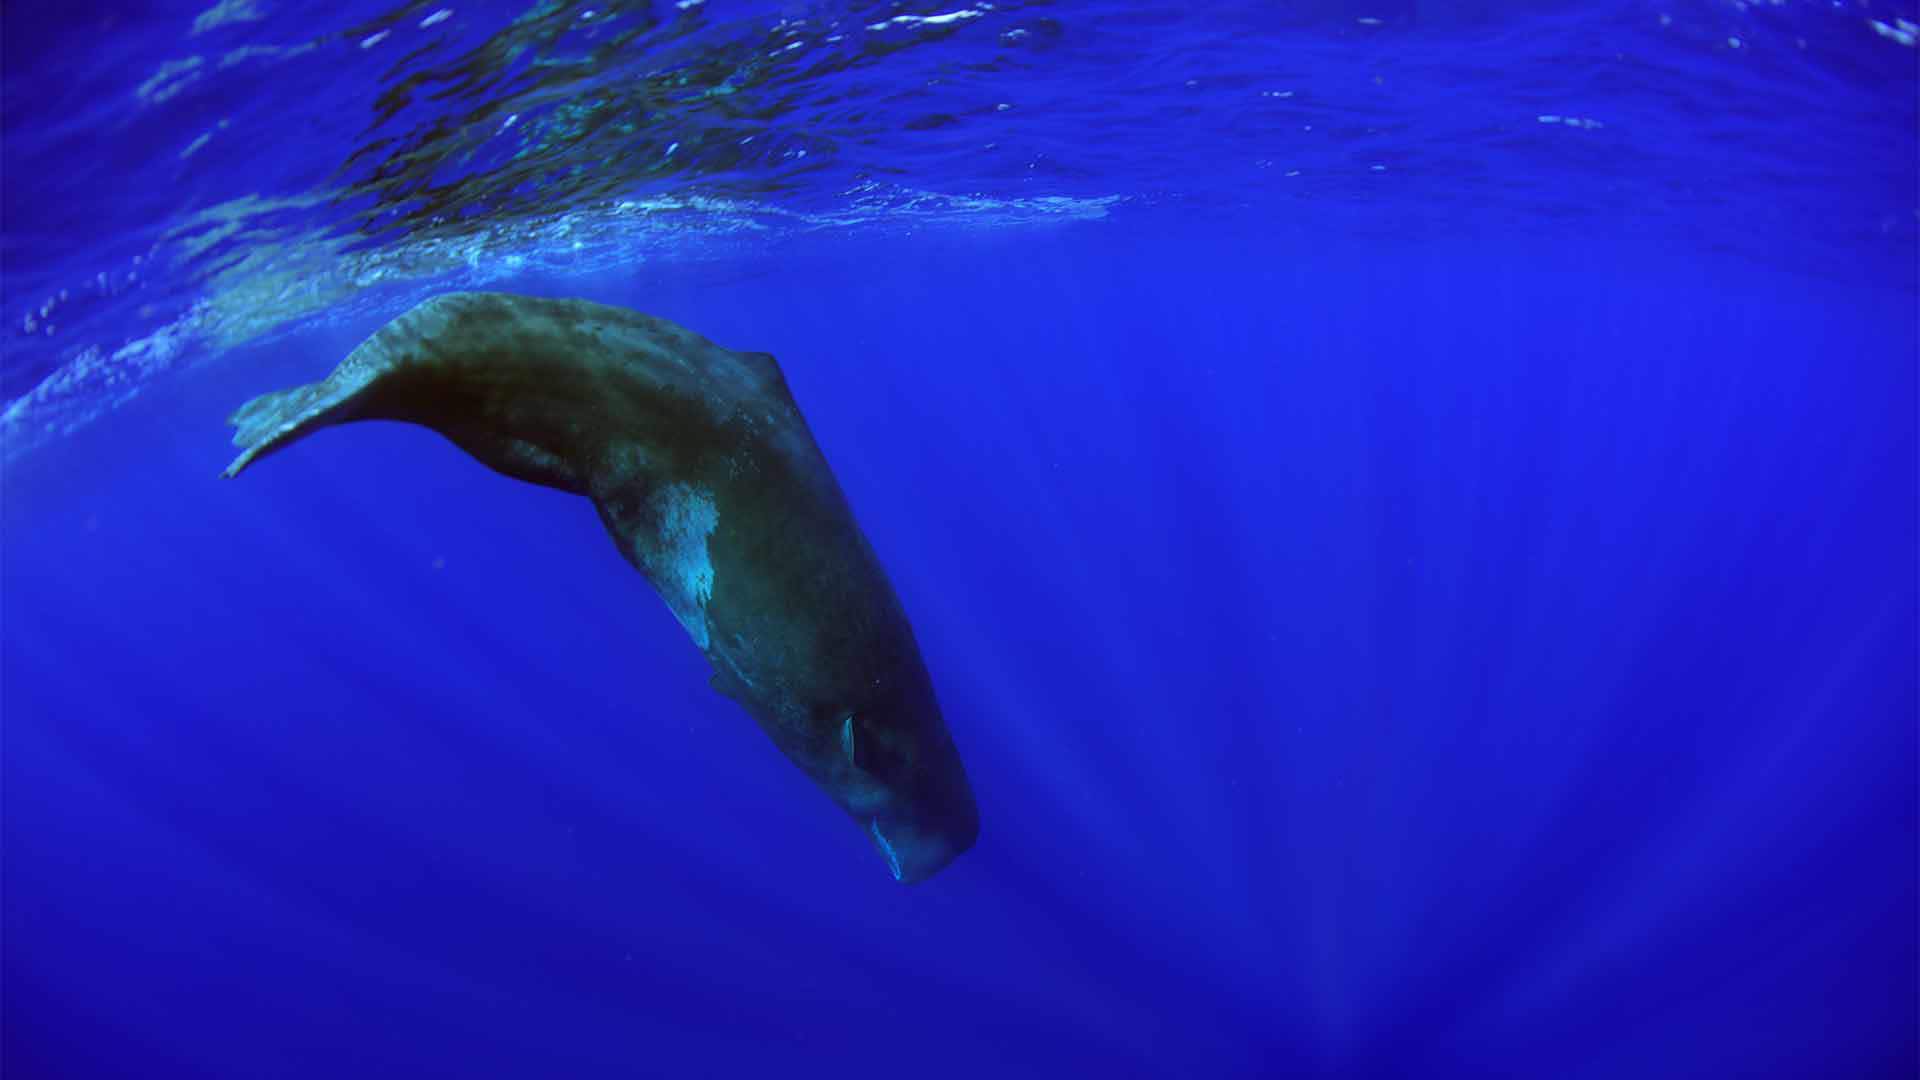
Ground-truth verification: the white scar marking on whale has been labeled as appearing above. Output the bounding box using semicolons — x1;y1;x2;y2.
870;819;904;881
648;483;718;648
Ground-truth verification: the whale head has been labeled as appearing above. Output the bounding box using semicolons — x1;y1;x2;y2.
807;679;977;884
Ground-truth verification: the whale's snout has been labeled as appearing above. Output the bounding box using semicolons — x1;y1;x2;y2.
845;700;977;884
869;791;978;884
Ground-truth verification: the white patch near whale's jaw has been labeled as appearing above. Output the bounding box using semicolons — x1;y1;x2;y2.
645;483;719;649
870;819;905;881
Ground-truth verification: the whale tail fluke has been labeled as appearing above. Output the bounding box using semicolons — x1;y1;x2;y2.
223;368;381;479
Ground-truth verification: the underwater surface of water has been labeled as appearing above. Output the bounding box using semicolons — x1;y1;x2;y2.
4;2;1917;1077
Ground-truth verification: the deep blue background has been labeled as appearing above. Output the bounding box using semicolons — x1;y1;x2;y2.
5;222;1915;1076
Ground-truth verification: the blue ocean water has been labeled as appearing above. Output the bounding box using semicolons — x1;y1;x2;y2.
3;2;1916;1077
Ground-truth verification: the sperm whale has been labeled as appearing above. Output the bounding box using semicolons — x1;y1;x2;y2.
224;292;978;884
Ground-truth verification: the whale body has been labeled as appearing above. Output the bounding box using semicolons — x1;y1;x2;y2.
224;292;978;884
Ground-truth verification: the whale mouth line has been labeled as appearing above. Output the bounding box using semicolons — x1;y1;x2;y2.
870;819;904;881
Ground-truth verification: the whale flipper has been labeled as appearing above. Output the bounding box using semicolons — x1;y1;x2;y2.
223;292;978;884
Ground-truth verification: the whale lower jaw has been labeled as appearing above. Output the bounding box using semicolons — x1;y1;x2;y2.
870;820;906;881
